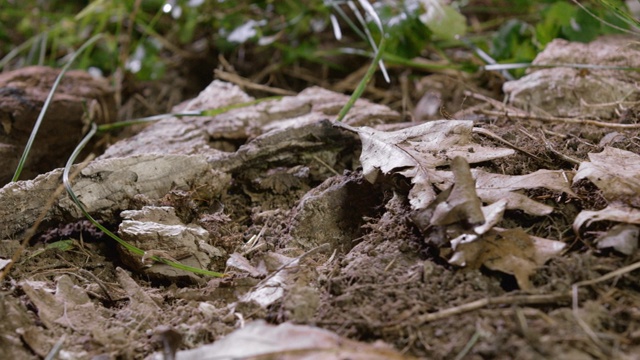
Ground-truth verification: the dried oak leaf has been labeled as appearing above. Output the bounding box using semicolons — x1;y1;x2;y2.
411;157;566;289
595;224;639;255
435;169;576;216
573;147;640;233
413;158;508;246
336;120;514;210
574;146;640;207
449;227;566;290
574;205;640;232
430;156;485;226
168;320;410;360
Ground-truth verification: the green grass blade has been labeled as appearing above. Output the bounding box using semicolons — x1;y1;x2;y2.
336;35;387;122
97;96;283;132
0;35;38;70
63;123;224;278
38;31;48;66
330;3;369;42
348;0;390;82
11;34;103;182
596;0;640;29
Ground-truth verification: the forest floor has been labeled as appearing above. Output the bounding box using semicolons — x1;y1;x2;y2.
1;35;640;360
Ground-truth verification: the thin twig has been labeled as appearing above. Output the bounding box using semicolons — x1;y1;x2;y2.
385;292;571;330
214;69;296;96
573;260;640;288
312;155;341;176
480;110;640;129
463;90;524;115
44;335;66;360
572;286;611;357
473;127;549;164
454;330;481;360
539;130;582;165
567;261;640;357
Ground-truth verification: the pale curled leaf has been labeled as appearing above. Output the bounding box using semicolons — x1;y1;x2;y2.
337;121;514;210
572;147;640;233
166;320;410;360
414;169;507;246
431;156;485;226
436;169;575;216
411;158;565;290
574;146;640;207
475;169;575;215
449;227;566;290
595;224;639;255
574;205;640;233
474;199;508;235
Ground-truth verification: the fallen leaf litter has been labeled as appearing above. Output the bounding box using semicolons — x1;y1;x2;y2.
1;35;640;359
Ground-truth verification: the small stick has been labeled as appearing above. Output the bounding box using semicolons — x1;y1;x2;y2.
385;292;571;330
214;69;296;96
473;127;548;164
573;260;640;288
539;130;582;165
463;90;525;115
480;110;640;129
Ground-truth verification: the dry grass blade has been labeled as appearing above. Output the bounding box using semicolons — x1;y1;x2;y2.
481;110;640;129
214;69;296;96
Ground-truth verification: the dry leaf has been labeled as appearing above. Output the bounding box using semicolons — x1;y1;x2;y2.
449;228;566;290
574;205;640;232
412;158;504;246
574;146;640;207
436;169;575;216
474;199;508;235
159;320;411;360
431;156;485;226
573;147;640;233
474;169;575;215
336;121;514;210
413;158;566;289
595;224;639;255
446;200;507;248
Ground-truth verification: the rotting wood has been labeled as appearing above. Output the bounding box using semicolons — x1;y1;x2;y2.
0;82;400;238
0;154;229;239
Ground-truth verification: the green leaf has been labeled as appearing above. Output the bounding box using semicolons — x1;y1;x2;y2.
46;239;77;252
536;1;576;47
562;7;604;43
492;19;536;61
420;3;466;41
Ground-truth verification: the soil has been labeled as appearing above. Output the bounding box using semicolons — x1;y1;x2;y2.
1;36;640;360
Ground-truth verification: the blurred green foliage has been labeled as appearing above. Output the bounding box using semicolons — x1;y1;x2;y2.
0;0;636;82
488;0;631;76
371;2;432;59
